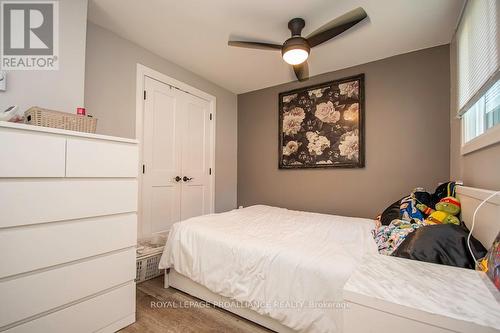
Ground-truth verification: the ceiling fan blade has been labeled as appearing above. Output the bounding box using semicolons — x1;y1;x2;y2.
293;61;309;82
228;41;282;51
306;7;367;47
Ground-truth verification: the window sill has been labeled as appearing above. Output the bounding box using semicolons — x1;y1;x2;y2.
461;124;500;155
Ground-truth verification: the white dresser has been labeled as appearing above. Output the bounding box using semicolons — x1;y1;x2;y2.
343;254;500;333
0;122;138;333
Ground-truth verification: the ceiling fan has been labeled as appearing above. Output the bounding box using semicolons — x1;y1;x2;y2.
228;7;367;82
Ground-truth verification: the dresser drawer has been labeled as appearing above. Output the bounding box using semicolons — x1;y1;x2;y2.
5;282;135;333
0;179;138;228
0;214;137;279
0;129;65;178
0;248;136;328
66;138;138;177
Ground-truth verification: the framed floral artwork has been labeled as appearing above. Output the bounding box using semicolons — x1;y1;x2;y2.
278;74;365;169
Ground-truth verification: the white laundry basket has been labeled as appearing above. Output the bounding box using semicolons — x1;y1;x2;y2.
136;234;167;283
136;252;163;283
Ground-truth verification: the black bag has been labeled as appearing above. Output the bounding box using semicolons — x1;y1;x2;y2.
380;198;402;226
392;224;487;269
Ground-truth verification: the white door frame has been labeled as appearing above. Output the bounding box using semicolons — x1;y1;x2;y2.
135;64;216;239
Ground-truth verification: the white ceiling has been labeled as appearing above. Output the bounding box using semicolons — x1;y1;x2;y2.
88;0;464;94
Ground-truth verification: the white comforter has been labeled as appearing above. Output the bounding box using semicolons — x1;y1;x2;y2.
159;205;377;333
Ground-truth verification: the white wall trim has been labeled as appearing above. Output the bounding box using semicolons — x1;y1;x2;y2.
461;121;500;155
135;64;216;239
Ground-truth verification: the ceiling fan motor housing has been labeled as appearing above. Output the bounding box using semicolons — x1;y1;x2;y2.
281;37;310;57
288;18;305;36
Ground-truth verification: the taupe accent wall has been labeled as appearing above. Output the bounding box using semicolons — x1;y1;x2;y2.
449;39;500;191
84;23;237;216
238;45;451;218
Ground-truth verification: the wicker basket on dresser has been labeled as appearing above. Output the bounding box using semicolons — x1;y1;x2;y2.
25;107;97;133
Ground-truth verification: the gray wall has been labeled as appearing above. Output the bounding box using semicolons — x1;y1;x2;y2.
238;45;451;218
0;0;88;114
449;40;500;191
84;22;237;215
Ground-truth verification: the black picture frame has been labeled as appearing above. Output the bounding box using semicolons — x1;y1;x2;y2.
278;74;365;169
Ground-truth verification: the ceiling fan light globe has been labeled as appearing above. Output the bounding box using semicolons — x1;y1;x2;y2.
281;37;310;65
282;49;309;65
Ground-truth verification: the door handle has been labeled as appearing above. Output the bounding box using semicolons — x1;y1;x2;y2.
174;176;182;182
183;176;193;182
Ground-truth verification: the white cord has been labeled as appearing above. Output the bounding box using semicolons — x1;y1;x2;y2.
468;191;500;265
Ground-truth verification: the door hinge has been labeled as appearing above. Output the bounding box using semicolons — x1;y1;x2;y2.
209;113;213;120
142;164;145;174
209;168;212;175
143;90;147;100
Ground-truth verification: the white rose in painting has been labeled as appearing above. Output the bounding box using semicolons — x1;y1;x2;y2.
305;131;316;142
308;88;324;98
339;81;359;98
282;93;298;103
283;141;299;156
314;101;340;123
343;103;359;121
283;116;301;136
306;131;330;156
287;107;305;120
282;107;305;136
339;130;359;160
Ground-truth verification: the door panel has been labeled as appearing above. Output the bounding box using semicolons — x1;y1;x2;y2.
141;76;213;235
181;185;205;220
150;186;177;233
142;77;182;235
152;93;177;172
180;93;212;221
185;102;206;169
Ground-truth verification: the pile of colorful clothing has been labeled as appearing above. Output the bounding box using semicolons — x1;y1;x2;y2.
374;218;426;255
373;182;461;255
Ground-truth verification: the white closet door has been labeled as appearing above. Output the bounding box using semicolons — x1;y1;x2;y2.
180;92;213;220
142;77;182;234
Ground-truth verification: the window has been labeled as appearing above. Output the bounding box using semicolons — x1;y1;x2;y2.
463;79;500;143
456;0;499;154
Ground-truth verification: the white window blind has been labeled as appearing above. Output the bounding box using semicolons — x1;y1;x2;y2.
456;0;499;117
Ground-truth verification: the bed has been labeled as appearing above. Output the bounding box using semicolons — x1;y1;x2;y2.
159;186;498;333
159;205;378;333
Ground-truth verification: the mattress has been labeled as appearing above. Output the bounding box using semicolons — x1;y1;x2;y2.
159;205;378;333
